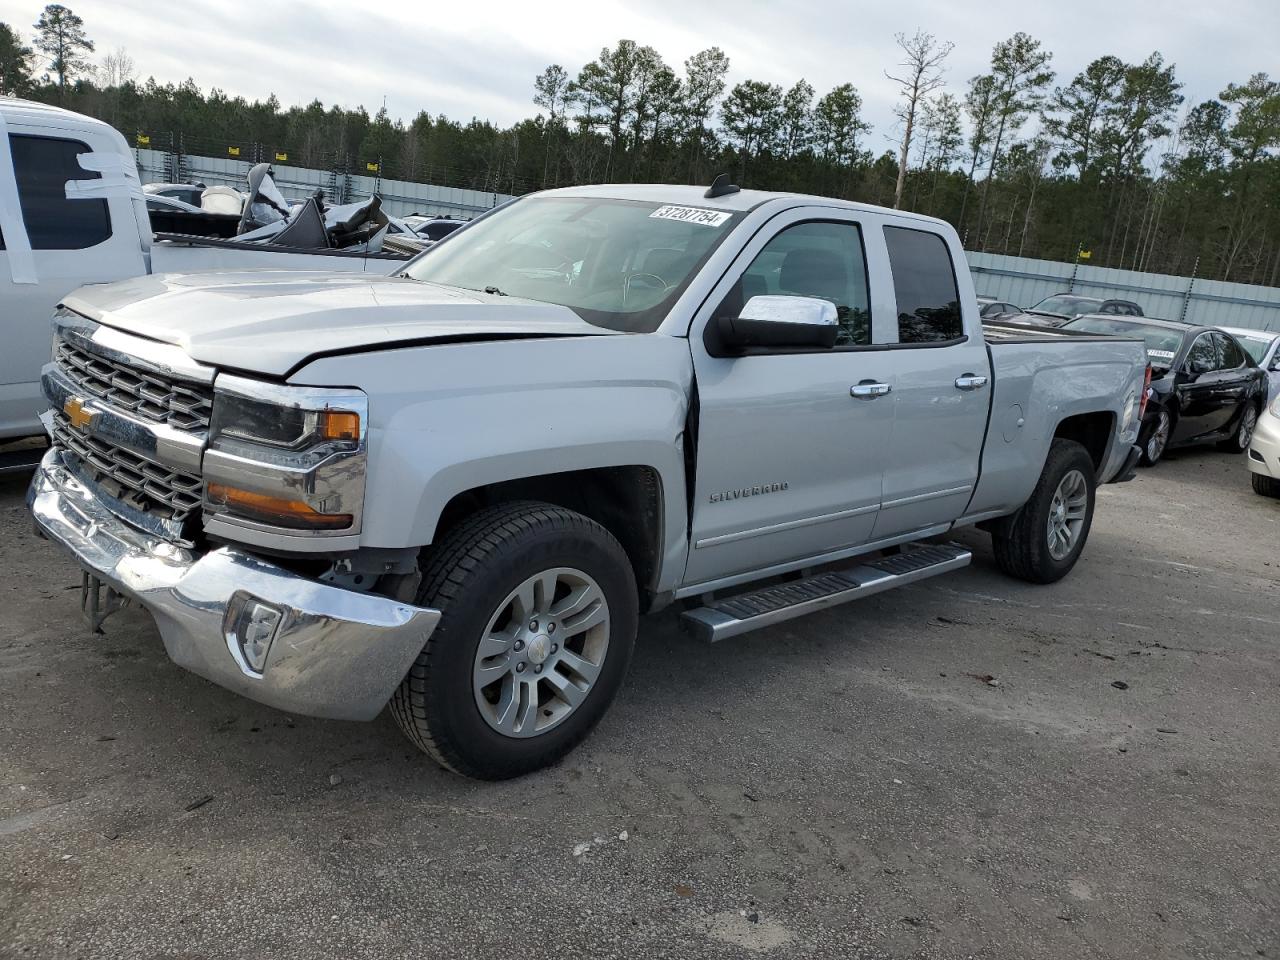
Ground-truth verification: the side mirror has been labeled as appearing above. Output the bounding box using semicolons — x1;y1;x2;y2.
717;295;839;351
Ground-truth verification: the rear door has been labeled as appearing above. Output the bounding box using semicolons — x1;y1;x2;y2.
870;224;991;540
685;208;897;587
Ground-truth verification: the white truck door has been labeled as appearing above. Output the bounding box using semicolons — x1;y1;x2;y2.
0;125;146;439
870;223;990;539
685;210;899;587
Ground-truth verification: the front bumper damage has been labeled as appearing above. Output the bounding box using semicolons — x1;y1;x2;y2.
28;448;439;721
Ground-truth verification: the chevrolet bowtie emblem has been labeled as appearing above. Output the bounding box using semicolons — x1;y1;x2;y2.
64;397;95;431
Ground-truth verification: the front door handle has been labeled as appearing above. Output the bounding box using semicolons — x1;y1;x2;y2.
955;374;989;391
851;381;892;400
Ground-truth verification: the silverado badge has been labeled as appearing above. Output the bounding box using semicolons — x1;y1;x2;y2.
63;397;96;431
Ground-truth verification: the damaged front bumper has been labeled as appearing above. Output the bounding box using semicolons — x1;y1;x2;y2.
28;449;439;721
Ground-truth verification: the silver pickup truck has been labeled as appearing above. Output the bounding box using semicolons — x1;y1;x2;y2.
28;182;1147;779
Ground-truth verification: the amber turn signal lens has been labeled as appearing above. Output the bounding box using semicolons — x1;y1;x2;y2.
319;410;360;442
207;483;352;530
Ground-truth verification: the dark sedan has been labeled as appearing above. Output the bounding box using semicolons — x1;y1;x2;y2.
1059;315;1269;465
1024;294;1144;326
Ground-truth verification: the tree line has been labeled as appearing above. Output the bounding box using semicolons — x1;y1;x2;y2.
2;5;1279;286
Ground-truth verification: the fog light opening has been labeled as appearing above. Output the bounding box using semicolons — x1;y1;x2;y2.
232;600;283;675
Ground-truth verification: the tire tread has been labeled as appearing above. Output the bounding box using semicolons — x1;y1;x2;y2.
389;501;630;779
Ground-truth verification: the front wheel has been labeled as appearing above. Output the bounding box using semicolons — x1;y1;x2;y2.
992;439;1097;584
1253;472;1280;498
1217;402;1259;453
390;501;638;780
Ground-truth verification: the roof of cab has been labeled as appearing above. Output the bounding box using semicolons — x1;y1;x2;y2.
536;182;954;229
1;98;119;136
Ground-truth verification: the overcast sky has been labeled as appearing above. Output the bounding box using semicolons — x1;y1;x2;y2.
3;0;1277;151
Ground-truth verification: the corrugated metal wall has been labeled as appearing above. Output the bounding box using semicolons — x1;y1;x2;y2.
134;148;513;219
968;251;1280;333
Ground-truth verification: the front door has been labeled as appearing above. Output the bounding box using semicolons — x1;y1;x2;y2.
685;212;898;587
1174;332;1227;442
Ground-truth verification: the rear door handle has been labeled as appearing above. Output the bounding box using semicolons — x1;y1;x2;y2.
850;381;892;400
955;374;989;391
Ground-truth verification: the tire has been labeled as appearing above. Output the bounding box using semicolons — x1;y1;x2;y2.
1217;402;1260;453
1253;472;1280;498
992;439;1097;585
389;501;638;780
1140;409;1172;466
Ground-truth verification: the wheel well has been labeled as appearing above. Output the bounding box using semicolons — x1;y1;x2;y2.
1053;412;1115;474
433;466;664;600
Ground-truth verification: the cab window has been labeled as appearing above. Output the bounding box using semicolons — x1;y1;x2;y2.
9;134;112;250
716;220;872;346
884;226;963;343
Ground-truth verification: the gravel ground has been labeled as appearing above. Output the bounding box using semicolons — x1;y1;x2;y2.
2;448;1278;959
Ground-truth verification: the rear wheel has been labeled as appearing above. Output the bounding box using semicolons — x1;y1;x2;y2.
1141;410;1171;465
992;439;1097;584
1217;402;1259;453
1253;472;1280;498
390;501;638;780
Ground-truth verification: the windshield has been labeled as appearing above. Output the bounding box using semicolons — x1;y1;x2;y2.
1231;334;1273;364
403;196;742;332
1064;316;1186;363
1029;295;1101;318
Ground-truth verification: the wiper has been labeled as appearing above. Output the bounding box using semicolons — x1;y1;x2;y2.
483;285;508;297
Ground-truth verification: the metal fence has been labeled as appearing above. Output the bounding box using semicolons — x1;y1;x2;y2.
967;251;1280;333
134;148;514;220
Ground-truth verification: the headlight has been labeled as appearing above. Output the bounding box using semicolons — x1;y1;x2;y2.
203;375;368;537
211;393;361;450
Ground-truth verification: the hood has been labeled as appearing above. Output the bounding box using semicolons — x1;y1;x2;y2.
62;272;617;377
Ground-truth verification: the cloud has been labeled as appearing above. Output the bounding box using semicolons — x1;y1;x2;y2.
5;0;1276;150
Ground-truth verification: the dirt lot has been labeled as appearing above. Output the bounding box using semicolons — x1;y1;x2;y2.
2;448;1278;960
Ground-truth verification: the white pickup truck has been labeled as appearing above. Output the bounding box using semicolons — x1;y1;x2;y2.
28;181;1148;779
0;99;406;451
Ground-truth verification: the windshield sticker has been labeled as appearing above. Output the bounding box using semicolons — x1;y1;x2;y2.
649;205;731;227
1147;349;1176;360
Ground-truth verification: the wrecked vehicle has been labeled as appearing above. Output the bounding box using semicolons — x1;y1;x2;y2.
0;100;422;449
29;180;1149;779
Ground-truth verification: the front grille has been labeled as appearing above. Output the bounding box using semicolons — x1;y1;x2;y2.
54;336;213;432
52;413;203;521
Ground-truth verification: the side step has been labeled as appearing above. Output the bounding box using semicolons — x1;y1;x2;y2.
681;543;971;642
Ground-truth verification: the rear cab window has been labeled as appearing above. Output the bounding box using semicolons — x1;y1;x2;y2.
883;225;963;344
8;134;112;250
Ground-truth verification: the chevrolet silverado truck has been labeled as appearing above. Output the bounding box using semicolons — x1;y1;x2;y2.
28;182;1148;779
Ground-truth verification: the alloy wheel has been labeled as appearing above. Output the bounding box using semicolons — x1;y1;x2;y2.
1046;469;1089;561
472;567;610;738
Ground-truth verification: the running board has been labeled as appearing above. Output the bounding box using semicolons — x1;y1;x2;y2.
681;543;972;642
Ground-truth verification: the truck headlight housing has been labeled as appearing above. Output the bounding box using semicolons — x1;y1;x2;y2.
203;375;368;538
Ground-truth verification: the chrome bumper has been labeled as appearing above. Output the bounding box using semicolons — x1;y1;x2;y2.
28;449;439;721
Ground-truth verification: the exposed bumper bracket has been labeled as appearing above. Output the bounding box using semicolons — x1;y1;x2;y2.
81;571;130;633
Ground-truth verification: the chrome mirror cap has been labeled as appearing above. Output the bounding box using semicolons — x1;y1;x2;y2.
740;295;838;327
